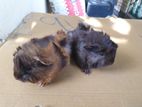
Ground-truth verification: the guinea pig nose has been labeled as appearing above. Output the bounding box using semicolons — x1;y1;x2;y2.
21;75;31;82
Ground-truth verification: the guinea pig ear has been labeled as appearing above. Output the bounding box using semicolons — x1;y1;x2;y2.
55;30;67;46
33;56;52;66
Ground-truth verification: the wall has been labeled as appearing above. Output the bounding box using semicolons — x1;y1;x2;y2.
0;0;46;40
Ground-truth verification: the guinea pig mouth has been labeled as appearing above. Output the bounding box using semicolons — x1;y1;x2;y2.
14;72;38;83
20;75;31;82
22;75;39;83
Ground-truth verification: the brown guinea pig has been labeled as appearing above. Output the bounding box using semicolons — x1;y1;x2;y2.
13;31;69;86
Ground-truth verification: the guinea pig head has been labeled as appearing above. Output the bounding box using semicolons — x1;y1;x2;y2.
84;31;118;68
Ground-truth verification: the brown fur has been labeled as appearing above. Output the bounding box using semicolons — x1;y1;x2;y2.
13;31;69;86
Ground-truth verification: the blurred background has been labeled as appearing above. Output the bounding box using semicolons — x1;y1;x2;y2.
0;0;141;42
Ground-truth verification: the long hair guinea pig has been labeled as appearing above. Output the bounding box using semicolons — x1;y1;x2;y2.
13;31;69;86
67;23;118;74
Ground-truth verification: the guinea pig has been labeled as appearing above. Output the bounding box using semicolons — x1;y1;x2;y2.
67;23;118;74
13;31;69;86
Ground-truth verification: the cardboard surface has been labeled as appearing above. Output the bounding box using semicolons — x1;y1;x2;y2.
0;13;142;107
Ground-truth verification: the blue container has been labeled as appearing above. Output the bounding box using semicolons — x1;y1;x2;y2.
87;0;115;17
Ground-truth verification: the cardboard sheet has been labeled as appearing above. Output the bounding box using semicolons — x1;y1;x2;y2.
0;13;142;107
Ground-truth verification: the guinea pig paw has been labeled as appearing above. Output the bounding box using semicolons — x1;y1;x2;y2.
37;81;43;87
37;81;48;87
38;79;52;87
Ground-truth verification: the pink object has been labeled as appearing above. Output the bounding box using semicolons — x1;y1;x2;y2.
49;0;86;16
65;0;85;16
